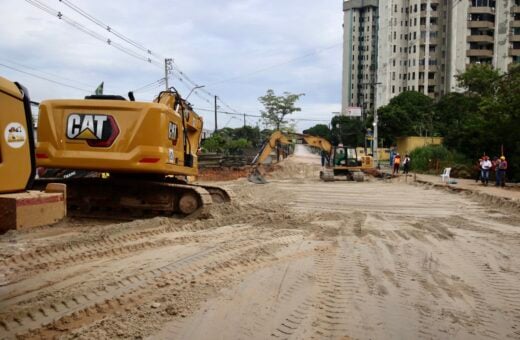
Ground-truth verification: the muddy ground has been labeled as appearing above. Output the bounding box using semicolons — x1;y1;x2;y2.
1;146;520;340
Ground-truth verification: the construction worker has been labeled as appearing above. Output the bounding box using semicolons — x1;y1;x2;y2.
402;154;411;175
497;156;508;187
475;158;482;183
392;153;401;175
480;156;492;186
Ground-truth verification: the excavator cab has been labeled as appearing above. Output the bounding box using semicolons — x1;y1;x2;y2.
0;77;36;193
332;146;359;167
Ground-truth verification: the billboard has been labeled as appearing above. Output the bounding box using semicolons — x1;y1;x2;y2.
343;107;362;117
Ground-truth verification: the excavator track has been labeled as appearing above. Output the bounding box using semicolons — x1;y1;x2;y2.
34;178;232;219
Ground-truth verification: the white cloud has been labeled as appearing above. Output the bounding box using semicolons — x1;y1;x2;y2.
0;0;343;131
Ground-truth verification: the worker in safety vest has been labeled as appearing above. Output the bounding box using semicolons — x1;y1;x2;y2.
393;153;401;175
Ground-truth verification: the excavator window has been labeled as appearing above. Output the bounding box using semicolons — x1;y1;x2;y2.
334;147;359;166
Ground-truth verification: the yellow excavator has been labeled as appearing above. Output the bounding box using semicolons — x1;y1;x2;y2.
248;130;373;183
0;76;36;193
35;88;232;217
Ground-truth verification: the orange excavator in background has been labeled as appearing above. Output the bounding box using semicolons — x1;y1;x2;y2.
248;130;373;184
35;88;232;217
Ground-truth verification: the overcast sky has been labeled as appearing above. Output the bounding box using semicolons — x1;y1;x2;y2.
0;0;343;131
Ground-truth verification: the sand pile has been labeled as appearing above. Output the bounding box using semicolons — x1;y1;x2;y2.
265;145;323;180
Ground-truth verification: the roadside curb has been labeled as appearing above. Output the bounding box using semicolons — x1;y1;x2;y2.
412;179;520;212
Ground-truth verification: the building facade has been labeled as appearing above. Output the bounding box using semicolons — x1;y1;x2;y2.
341;0;379;117
342;0;520;113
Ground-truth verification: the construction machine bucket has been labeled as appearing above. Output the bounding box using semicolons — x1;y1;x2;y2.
248;168;268;184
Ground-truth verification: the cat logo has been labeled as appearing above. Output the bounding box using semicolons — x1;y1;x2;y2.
66;114;119;147
168;122;178;145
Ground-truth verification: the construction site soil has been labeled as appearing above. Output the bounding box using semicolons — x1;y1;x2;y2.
1;145;520;339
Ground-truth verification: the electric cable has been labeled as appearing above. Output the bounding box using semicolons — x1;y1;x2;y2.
0;62;91;92
0;57;95;88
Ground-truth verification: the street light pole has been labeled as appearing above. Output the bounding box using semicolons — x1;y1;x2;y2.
362;81;381;164
185;85;205;101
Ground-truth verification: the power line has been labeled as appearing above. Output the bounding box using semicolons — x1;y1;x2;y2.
25;0;159;66
59;0;157;57
24;0;258;117
194;107;330;122
0;57;95;88
132;78;165;93
0;62;91;93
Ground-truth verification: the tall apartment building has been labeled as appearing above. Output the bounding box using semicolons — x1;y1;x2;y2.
341;0;379;117
448;0;520;91
342;0;520;114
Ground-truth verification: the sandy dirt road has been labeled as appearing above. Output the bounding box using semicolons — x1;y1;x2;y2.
1;145;520;339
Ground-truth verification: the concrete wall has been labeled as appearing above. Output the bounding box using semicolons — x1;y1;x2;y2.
396;136;443;156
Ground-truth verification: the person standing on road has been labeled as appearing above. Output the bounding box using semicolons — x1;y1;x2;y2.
402;154;411;175
490;157;500;187
497;156;508;187
475;158;482;183
481;156;492;186
393;153;401;176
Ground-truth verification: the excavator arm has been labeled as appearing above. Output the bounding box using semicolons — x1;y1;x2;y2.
248;131;332;183
250;130;292;166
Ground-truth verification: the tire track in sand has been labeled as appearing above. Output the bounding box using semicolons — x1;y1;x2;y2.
0;230;303;338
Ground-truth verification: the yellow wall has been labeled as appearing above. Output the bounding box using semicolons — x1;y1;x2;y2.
356;147;391;161
396;136;443;156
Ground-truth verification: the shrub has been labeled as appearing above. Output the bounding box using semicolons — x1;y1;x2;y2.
410;145;470;175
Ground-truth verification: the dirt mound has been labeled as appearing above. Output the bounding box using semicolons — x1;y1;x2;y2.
266;162;322;180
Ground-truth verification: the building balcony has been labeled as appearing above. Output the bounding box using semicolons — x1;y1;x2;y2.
420;10;438;18
512;6;520;14
511;20;520;28
510;34;520;42
467;49;494;57
469;7;495;15
467;35;494;43
510;48;520;56
468;21;495;29
420;36;439;45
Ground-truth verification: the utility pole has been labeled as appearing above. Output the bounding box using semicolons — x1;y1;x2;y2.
372;82;381;165
164;58;173;90
243;113;246;128
361;81;381;163
214;96;218;132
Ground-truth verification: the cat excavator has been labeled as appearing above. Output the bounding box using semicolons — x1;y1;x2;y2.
248;130;373;184
0;76;36;194
35;88;232;218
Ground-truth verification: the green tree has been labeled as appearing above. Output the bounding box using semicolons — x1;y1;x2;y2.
330;116;365;147
455;64;501;96
376;91;435;145
258;89;304;130
435;64;520;181
433;92;480;155
303;124;331;140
